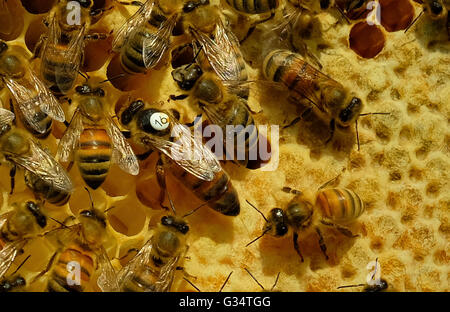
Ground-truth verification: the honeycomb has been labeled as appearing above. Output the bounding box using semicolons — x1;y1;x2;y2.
0;0;448;292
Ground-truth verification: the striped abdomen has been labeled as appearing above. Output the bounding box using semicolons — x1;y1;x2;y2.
41;44;78;95
166;159;240;216
18;108;52;139
24;171;70;206
315;188;365;223
76;128;112;189
225;0;279;14
263;49;324;108
47;244;95;292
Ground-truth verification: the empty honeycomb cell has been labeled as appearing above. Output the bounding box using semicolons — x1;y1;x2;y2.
349;22;385;59
106;54;149;91
107;196;146;236
171;43;195;69
438;219;450;240
400;205;418;224
379;0;414;32
101;164;138;197
24;16;47;55
425;180;441;197
390;170;402;181
348;151;366;169
417;266;441;292
0;0;25;41
408;166;424;180
399;125;412;144
407;102;421;115
390;88;401;100
394;225;437;259
340;262;357;279
433;250;449;266
81;28;113;72
68;186;109;216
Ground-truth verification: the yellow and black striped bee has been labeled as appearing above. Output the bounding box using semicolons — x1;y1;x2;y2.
0;255;31;292
246;185;365;262
171;62;266;169
112;0;188;74
118;214;190;292
263;49;364;144
36;0;108;95
37;201;118;292
0;201;47;280
221;0;281;42
0;41;65;139
120;100;240;216
0;108;74;203
182;2;249;98
56;81;139;189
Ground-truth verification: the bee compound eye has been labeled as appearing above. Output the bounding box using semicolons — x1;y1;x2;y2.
0;41;8;54
78;0;92;8
181;224;189;234
161;216;172;226
430;1;443;15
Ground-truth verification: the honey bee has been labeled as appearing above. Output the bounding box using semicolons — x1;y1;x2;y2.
246;185;365;262
0;201;47;280
56;82;139;189
112;0;186;74
171;63;263;169
0;41;65;139
182;3;249;97
120;100;240;216
118;214;190;292
0;108;74;202
37;0;108;95
0;255;31;292
407;0;450;39
37;201;119;292
263;49;364;143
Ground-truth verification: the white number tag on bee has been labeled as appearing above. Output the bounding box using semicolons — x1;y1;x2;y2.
150;112;170;131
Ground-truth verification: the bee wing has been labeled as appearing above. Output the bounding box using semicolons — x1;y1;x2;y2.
0;239;28;279
117;238;154;290
5;140;74;193
54;26;85;94
105;115;139;175
191;19;245;82
138;112;221;181
112;0;155;51
43;224;80;249
142;13;178;69
29;67;65;122
56;110;83;163
154;254;179;292
0;107;15;127
96;246;119;292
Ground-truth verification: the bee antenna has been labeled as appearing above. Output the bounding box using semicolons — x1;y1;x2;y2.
245;229;269;247
271;272;281;291
104;206;116;213
359;112;390;117
246;200;268;222
166;189;177;215
244;268;265;291
183;277;201;292
78;70;89;81
404;10;425;33
100;74;125;84
48;216;69;229
182;202;208;218
84;187;94;210
186;45;204;70
219;271;233;292
11;255;31;275
334;3;350;24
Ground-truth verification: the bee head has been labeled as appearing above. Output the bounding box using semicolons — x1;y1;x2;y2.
75;0;93;8
265;208;289;237
0;41;8;55
171;63;203;91
25;201;47;228
428;0;444;17
79;208;107;244
121;100;144;125
161;215;190;234
338;97;363;127
75;84;105;97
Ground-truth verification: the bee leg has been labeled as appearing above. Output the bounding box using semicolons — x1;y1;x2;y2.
156;158;168;210
176;267;197;280
292;232;304;262
66;161;74;173
325;119;336;144
90;6;113;17
315;227;329;260
282;186;302;195
117;248;139;261
320;219;359;238
169;94;189;101
8;99;16;125
118;1;144;7
84;33;109;41
9;164;16;195
31;252;58;284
